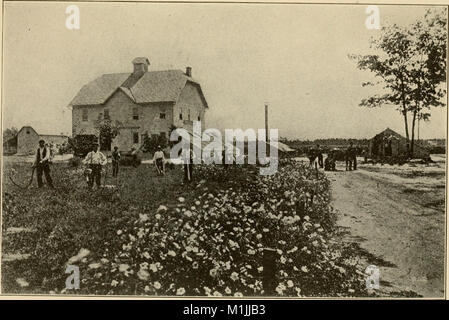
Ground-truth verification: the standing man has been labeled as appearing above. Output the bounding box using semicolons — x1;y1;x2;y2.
346;142;355;171
83;144;107;189
316;144;324;169
182;146;194;183
352;144;358;171
111;146;121;177
33;139;54;188
153;146;165;175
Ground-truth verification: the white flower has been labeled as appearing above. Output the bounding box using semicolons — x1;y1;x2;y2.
111;280;119;287
149;263;158;272
213;291;222;297
178;197;185;203
155;214;161;220
287;280;294;288
157;205;168;213
176;287;186;295
168;250;176;257
257;266;263;272
144;286;151;292
195;201;201;206
304;215;310;221
301;266;309;273
88;262;101;269
138;214;149;223
142;252;150;259
117;230;123;235
230;272;239;281
209;268;218;278
153;281;162;289
234;292;243;297
137;269;150;281
119;264;130;273
275;283;286;295
225;287;232;294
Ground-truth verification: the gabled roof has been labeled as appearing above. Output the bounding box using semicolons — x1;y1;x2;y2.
371;128;404;141
70;70;208;108
371;128;430;150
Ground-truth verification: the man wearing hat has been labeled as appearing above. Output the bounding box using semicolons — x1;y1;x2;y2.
83;144;107;189
33;139;54;188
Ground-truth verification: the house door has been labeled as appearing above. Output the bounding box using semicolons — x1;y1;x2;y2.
385;140;392;156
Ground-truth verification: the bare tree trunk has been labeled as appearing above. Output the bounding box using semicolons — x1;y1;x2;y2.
400;78;410;157
410;109;417;158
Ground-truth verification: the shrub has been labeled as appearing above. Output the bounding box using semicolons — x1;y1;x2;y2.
76;160;366;297
69;156;83;167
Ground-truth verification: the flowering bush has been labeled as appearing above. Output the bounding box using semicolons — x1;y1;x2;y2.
75;160;366;296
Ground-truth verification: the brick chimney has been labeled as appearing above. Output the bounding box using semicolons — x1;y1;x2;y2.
185;66;192;77
132;57;150;77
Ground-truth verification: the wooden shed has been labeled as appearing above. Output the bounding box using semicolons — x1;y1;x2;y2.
369;128;430;160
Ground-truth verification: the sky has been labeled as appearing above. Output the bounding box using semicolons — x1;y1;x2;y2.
2;2;447;139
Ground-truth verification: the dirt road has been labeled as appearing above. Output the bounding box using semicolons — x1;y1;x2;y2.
327;166;445;298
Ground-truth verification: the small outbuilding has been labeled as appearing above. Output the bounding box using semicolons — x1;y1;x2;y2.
368;128;430;160
17;126;69;155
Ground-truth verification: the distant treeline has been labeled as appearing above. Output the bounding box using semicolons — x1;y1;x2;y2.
280;137;446;154
280;138;370;149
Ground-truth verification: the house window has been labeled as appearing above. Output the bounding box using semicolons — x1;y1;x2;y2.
133;132;139;144
179;113;183;120
82;108;88;121
160;113;166;119
104;109;110;120
160;132;166;138
188;109;191;121
132;107;139;120
198;115;201;121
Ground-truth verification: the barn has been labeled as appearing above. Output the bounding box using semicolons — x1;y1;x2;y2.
368;128;430;160
16;126;69;155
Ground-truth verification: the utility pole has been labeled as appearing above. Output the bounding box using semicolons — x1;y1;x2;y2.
265;103;269;143
265;103;269;157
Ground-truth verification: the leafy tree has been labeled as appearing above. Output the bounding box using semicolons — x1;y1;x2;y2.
3;127;18;143
95;119;122;151
142;134;168;154
350;8;447;157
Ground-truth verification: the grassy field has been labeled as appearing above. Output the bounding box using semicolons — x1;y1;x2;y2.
2;161;192;293
2;159;368;296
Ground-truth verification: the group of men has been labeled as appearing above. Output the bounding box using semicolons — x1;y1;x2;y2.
32;140;194;190
308;142;358;172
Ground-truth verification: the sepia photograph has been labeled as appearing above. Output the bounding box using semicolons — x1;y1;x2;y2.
0;1;447;299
